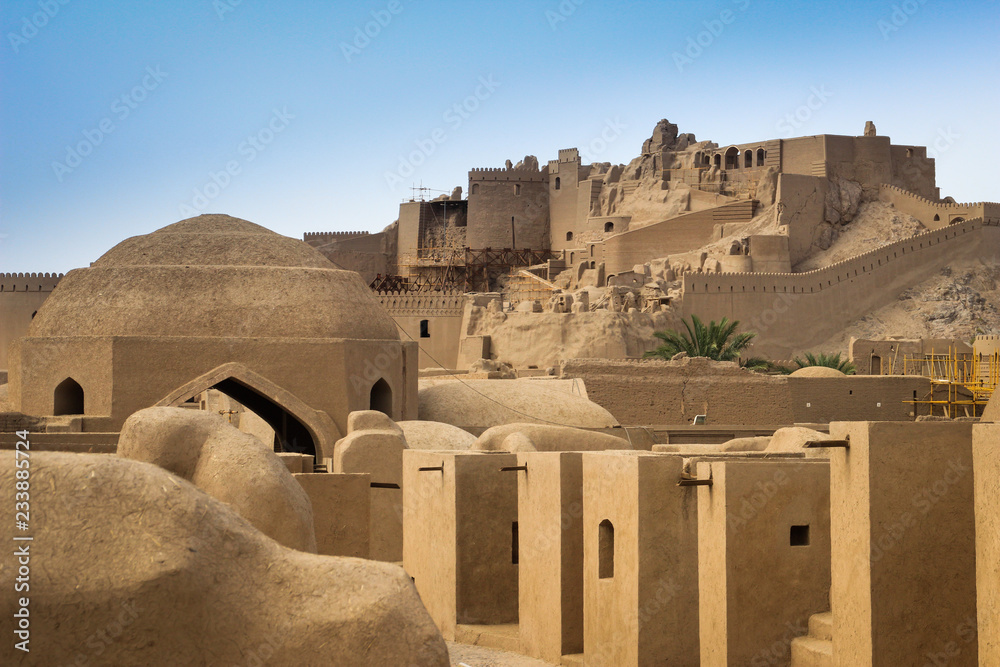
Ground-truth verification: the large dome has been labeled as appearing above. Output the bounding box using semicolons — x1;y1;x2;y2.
93;215;336;269
28;215;399;341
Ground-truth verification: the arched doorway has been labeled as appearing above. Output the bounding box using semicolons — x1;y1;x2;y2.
212;378;316;456
158;364;338;458
725;147;740;170
54;378;84;415
370;378;392;416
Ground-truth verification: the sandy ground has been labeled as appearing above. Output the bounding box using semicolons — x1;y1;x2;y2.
448;642;557;667
811;257;1000;354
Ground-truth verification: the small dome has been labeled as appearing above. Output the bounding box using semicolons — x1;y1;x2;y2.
790;366;846;378
28;215;398;341
418;379;619;431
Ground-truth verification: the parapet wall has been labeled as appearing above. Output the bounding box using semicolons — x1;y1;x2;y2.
1;273;64;370
680;218;1000;357
0;273;64;291
561;358;928;425
469;168;547;183
376;292;466;316
878;184;997;228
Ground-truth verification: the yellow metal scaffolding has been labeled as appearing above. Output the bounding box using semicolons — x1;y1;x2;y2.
902;347;1000;418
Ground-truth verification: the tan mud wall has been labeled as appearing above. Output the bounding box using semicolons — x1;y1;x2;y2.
561;359;930;426
378;293;466;369
602;200;756;275
0;273;62;371
467;169;549;250
681;219;1000;358
878;184;999;229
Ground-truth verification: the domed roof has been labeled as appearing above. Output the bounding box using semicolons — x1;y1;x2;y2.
418;379;619;430
29;215;399;341
94;215;336;269
790;366;845;378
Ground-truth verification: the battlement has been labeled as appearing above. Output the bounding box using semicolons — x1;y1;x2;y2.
0;272;63;291
558;148;580;162
376;292;467;316
469;168;547;183
303;231;370;240
879;184;997;210
683;217;998;292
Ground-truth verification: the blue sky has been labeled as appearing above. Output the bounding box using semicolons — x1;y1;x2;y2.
1;0;998;273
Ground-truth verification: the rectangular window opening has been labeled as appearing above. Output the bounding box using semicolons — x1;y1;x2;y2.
599;519;614;578
790;525;810;547
511;521;519;565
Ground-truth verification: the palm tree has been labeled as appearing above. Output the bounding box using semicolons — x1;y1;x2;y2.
792;351;856;375
645;315;761;368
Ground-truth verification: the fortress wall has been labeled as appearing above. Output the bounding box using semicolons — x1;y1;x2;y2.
561;359;930;426
878;184;991;229
0;273;63;371
680;219;1000;358
308;231;390;284
321;250;387;285
777;174;827;265
560;358;794;426
890;145;938;199
548;151;582;252
780;136;826;176
467;171;549;249
377;293;466;369
303;231;370;245
398;201;423;260
575;178;602;236
602;200;756;275
333;232;384;254
825;136;894;196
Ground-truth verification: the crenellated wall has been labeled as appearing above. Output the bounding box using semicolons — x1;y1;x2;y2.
468;167;550;249
376;292;466;369
878;184;999;229
303;231;370;243
1;273;65;371
376;292;466;316
680;218;1000;358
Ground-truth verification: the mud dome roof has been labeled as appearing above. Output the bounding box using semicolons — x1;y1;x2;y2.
28;215;399;341
789;366;846;378
93;215;337;269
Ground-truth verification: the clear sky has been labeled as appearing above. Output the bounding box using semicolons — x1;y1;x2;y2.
1;0;997;273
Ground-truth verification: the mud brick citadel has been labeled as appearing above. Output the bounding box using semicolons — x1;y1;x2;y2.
3;118;1000;666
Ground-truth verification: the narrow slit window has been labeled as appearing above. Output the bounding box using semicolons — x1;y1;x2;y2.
599;519;614;578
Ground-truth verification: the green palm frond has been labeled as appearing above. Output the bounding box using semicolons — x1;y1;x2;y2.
646;315;760;364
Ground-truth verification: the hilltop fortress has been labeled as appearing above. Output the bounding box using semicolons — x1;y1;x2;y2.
4;121;1000;666
3;119;999;369
300;118;1000;364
